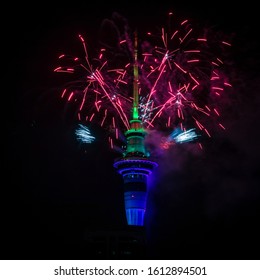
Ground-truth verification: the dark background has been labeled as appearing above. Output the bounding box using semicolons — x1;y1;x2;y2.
4;1;260;260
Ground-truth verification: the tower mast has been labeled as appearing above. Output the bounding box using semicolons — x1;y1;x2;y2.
132;31;139;121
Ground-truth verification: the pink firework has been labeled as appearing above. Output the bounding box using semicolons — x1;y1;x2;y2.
54;12;233;150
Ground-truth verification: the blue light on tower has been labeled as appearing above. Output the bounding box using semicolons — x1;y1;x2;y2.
113;32;158;226
113;156;157;226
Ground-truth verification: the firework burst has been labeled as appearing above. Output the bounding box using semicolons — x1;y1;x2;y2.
54;11;233;153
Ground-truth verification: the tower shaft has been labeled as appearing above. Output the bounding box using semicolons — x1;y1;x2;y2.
114;158;157;226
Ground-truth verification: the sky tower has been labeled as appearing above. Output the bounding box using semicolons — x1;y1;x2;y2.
113;33;158;227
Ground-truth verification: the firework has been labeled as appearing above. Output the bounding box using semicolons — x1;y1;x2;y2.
75;124;95;143
169;127;199;144
54;11;232;152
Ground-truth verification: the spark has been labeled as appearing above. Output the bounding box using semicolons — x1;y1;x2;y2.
75;124;95;143
160;127;199;150
170;128;199;144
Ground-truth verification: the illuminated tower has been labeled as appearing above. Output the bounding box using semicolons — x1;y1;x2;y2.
113;33;158;226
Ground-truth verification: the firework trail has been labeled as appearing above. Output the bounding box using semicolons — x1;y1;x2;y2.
54;11;233;153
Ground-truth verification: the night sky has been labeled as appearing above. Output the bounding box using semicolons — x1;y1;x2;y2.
4;1;260;260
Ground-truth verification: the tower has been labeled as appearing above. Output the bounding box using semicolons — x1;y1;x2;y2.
113;33;158;226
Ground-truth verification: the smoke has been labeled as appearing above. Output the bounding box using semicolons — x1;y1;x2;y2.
99;12;134;59
145;128;202;174
145;69;260;258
